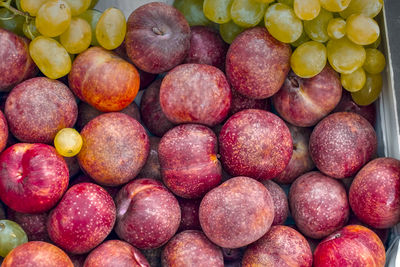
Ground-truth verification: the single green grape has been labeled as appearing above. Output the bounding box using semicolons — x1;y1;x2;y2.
341;67;366;92
63;0;91;16
20;0;48;16
22;19;40;40
60;17;91;54
78;9;101;46
231;0;267;27
340;0;383;18
88;0;98;9
327;17;346;39
219;20;245;44
174;0;213;26
54;128;83;157
0;220;28;258
294;0;320;21
291;30;310;47
346;14;379;45
351;72;382;105
363;48;386;74
95;7;126;50
264;3;303;43
303;8;333;43
29;36;71;79
203;0;233;24
366;34;381;49
327;37;366;74
319;0;351;12
0;8;24;36
291;41;327;78
36;0;72;37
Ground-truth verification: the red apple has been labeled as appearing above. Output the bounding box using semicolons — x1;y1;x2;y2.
138;137;162;181
309;112;377;178
0;143;69;213
177;197;201;232
219;109;292;180
349;157;400;229
229;90;271;116
160;63;231;127
7;209;49;242
226;27;291;99
69;47;140;112
289;171;350;239
5;77;77;144
125;2;190;74
261;180;289;225
47;183;116;254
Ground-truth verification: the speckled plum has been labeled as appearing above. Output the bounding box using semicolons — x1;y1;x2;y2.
289;171;350;239
5;77;77;144
84;240;150;267
199;176;274;248
162;230;224;267
69;175;121;199
7;209;49;242
229;90;271;116
47;183;116;254
138;137;162;181
0;110;8;153
159;124;222;198
160;63;231;127
78;113;149;186
226;27;291;99
349;157;400;229
219;109;292;180
115;178;181;249
242;225;312;267
309;112;377;179
177;197;201;232
261;180;289;225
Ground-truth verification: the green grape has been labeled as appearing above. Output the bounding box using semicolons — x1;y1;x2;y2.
79;9;101;46
278;0;294;6
20;0;48;16
304;8;333;43
327;17;346;39
366;34;381;49
231;0;266;27
327;37;366;74
88;0;98;9
203;0;233;24
291;41;327;78
54;128;83;157
174;0;213;26
291;30;310;47
22;19;40;40
363;48;386;74
351;72;382;105
264;3;303;43
219;20;245;44
340;0;383;18
36;0;72;37
341;67;366;92
63;0;91;16
60;17;91;54
29;36;71;79
96;7;126;50
294;0;320;21
346;14;379;45
319;0;351;12
0;8;24;36
0;220;28;258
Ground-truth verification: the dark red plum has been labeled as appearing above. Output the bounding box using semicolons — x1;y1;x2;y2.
138;137;162;181
7;209;49;242
261;180;289;225
177;197;201;232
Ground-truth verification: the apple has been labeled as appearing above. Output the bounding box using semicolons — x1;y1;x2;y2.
5;77;77;144
115;178;181;249
0;110;8;153
138;137;162;181
309;112;377;179
177;197;201;232
229;90;271;116
68;47;140;112
313;225;385;267
261;180;289;225
349;157;400;229
289;171;350;239
160;63;231;127
0;143;69;213
162;230;224;267
0;28;37;92
226;27;291;99
272;66;342;127
242;225;312;267
78;112;149;186
219;109;292;180
199;176;274;248
158;124;222;198
125;2;190;74
7;209;49;242
47;183;116;254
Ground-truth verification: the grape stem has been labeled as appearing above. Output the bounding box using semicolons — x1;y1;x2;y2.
0;0;32;20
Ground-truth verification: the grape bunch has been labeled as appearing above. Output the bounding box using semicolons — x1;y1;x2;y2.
175;0;386;106
0;0;126;79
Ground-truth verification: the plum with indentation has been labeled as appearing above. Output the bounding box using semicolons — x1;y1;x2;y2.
5;77;77;144
115;178;181;249
199;176;274;248
226;27;291;99
160;63;231;127
162;230;224;267
83;240;150;267
219;109;292;180
229;90;271;116
309;112;377;179
242;225;312;267
7;209;49;242
349;157;400;229
78;112;149;186
138;137;162;181
261;180;289;225
289;171;350;239
159;124;222;198
47;183;116;254
177;197;201;231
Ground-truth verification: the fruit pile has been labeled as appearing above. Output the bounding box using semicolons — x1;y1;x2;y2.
0;0;397;266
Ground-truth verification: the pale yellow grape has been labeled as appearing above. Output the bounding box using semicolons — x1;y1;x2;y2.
363;48;386;74
327;37;366;74
303;8;333;43
60;17;91;54
294;0;320;20
340;0;383;18
63;0;91;16
291;41;327;78
54;128;83;157
231;0;267;27
203;0;233;24
346;14;379;45
36;0;71;37
96;7;126;50
327;18;346;39
20;0;48;16
319;0;351;12
351;72;382;105
341;68;366;92
79;9;101;46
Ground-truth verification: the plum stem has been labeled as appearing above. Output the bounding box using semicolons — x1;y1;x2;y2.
0;0;32;21
152;27;164;36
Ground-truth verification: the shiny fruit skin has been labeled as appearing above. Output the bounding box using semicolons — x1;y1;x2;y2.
0;220;28;258
79;9;102;46
341;67;367;92
174;0;213;26
346;14;379;45
303;8;333;43
319;0;351;12
20;0;49;16
63;0;91;16
203;0;233;24
219;20;245;44
291;41;327;78
339;0;383;18
35;0;72;37
294;0;320;20
327;37;366;74
327;17;346;39
60;17;92;54
54;128;83;157
231;0;267;28
96;7;126;50
351;72;382;106
363;48;386;74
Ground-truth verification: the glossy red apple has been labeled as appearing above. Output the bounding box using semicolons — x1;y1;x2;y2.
261;180;289;225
